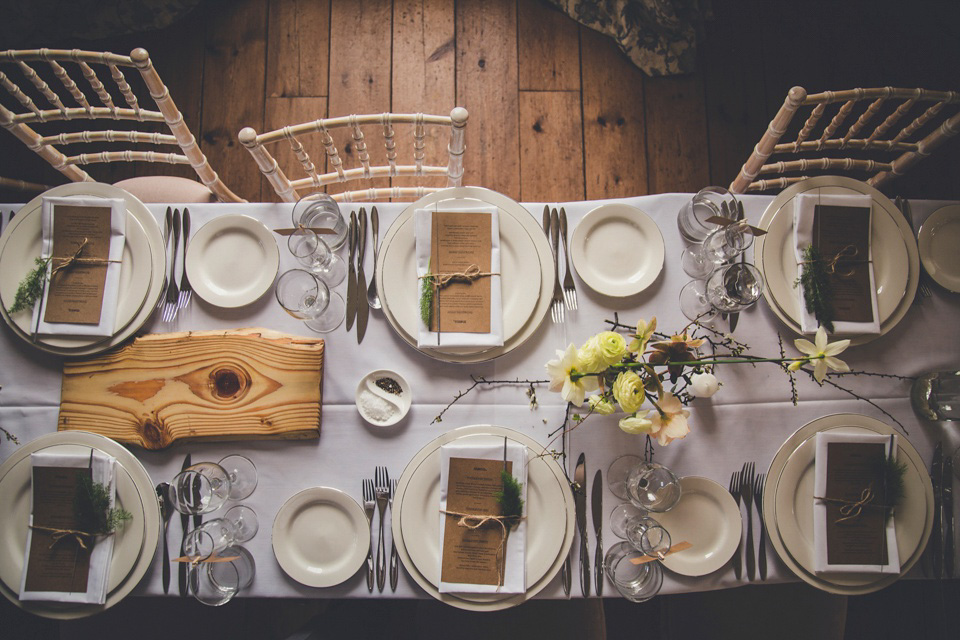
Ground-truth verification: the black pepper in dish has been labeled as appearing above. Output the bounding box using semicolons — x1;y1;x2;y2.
375;376;402;396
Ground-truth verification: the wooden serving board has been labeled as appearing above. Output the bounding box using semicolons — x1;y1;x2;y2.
58;328;324;450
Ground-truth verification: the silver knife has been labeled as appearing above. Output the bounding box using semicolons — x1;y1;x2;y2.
591;469;603;596
729;199;746;332
931;442;943;579
356;208;369;343
573;453;589;597
346;212;358;331
178;452;192;597
943;453;954;578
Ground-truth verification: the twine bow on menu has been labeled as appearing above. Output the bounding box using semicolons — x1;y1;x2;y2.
48;238;121;279
800;244;870;278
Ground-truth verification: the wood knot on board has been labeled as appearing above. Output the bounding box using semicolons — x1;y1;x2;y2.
211;366;249;401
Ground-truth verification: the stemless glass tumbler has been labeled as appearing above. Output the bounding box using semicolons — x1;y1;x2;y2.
292;194;348;251
604;541;664;602
677;187;739;243
275;268;345;333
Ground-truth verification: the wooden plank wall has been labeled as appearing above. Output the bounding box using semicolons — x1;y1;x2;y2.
2;0;960;203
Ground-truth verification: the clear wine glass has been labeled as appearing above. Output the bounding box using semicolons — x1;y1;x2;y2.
218;455;258;500
607;454;644;500
292;194;347;251
275;268;345;333
287;228;347;286
185;506;259;557
680;263;765;322
603;541;664;602
609;508;672;557
625;461;682;513
168;462;231;515
680;223;754;279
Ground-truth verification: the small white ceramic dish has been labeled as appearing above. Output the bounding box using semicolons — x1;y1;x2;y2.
355;369;412;427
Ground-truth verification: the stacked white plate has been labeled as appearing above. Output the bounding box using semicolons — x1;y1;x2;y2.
392;425;575;611
753;176;919;346
0;183;165;356
918;204;960;293
375;188;554;363
763;414;933;595
0;431;160;618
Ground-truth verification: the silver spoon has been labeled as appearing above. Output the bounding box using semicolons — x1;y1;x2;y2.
366;206;381;310
155;482;173;594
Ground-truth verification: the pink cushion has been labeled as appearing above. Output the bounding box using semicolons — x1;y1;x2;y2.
113;176;216;203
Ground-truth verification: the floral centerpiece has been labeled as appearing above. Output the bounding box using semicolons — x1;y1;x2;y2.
546;318;855;446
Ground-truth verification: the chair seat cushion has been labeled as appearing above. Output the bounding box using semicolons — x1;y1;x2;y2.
113;176;216;203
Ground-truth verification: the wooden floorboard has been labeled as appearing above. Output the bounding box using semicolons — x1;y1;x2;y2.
517;0;580;92
518;90;584;201
266;0;331;99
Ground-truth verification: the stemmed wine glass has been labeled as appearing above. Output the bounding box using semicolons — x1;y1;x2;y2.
680;222;754;279
185;505;260;556
219;455;258;500
275;268;345;333
607;457;682;513
168;462;232;515
287;228;347;286
609;504;672;557
679;263;765;322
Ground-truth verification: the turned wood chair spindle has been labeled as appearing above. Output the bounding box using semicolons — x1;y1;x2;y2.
730;86;960;193
0;48;243;202
239;108;468;202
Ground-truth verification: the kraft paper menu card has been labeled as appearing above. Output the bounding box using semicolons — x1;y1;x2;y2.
20;450;118;603
794;193;880;335
438;440;526;594
415;204;503;349
813;432;899;574
33;196;126;337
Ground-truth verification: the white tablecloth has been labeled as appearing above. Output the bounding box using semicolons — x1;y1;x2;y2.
1;193;958;600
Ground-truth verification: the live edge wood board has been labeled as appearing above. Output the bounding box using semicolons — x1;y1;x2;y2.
58;328;324;450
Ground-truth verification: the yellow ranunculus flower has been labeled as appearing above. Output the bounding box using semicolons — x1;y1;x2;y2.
577;336;606;374
619;411;653;434
587;394;616;415
612;370;646;414
594;331;627;367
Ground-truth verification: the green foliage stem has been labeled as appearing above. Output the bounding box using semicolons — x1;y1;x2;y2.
7;257;50;314
420;257;434;328
74;473;132;536
495;470;524;528
796;245;835;333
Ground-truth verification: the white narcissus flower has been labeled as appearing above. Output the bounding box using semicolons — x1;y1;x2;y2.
649;392;690;446
588;394;616;415
546;343;599;406
689;372;720;398
619;410;653;434
612;370;646;414
792;326;851;383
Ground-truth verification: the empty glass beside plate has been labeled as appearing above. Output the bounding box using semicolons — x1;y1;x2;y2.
292;194;348;251
677;187;739;243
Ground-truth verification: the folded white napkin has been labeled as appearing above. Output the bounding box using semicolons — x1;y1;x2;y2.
813;432;899;574
415;204;503;348
438;440;527;594
793;193;880;335
19;449;118;604
33;196;126;337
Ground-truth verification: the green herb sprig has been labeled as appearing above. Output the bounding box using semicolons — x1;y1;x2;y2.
876;450;907;524
420;257;434;328
7;257;50;314
74;473;132;535
494;470;524;529
795;245;835;333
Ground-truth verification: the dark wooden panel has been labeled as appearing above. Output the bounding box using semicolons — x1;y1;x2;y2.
645;73;710;193
456;0;521;200
519;90;584;201
517;0;580;92
580;25;648;199
266;0;331;98
200;0;269;202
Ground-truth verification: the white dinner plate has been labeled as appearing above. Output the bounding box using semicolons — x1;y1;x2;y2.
0;431;160;619
917;204;960;292
774;426;927;585
185;214;279;308
763;414;932;595
272;487;370;588
0;183;165;357
0;443;146;595
399;434;566;594
376;188;554;364
392;425;575;611
754;177;919;345
0;208;152;348
379;208;541;351
655;476;741;577
570;204;664;297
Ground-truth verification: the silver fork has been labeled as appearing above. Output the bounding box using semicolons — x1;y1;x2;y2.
177;208;192;311
374;466;390;592
894;196;933;301
728;470;742;579
549;208;564;324
161;208;181;322
559;208;577;311
754;472;767;580
389;478;399;590
362;478;375;592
